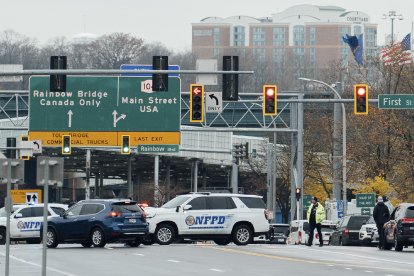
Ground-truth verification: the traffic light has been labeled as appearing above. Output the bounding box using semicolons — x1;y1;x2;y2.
295;188;301;201
222;56;239;101
152;56;168;91
121;135;131;154
263;85;277;115
50;56;67;92
62;135;71;155
354;84;368;115
190;84;204;122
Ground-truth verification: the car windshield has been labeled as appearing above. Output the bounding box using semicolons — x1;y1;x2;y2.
348;216;370;230
406;206;414;218
162;196;191;209
0;206;17;217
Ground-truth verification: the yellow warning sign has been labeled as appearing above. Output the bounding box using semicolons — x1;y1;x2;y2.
11;189;43;204
28;131;180;147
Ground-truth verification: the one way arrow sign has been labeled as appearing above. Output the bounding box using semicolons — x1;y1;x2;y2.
205;92;222;113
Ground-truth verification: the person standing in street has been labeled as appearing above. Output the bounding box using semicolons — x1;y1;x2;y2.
373;196;390;249
306;197;325;247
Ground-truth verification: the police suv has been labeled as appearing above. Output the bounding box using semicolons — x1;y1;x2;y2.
0;203;67;244
145;193;271;246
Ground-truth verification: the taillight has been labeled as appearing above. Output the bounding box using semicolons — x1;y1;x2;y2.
344;228;349;236
400;218;414;223
107;211;121;218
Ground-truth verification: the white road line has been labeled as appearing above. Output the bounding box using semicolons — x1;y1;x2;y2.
345;268;353;270
210;268;224;272
365;271;373;273
327;265;335;267
0;252;75;276
134;253;145;256
106;247;114;250
167;259;181;263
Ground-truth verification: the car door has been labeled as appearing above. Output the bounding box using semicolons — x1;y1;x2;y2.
179;197;208;235
10;207;32;238
57;203;84;240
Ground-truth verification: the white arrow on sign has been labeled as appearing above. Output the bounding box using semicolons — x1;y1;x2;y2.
112;110;126;127
67;110;73;127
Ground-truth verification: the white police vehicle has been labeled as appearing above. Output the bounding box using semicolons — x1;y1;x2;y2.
0;203;67;244
145;193;271;246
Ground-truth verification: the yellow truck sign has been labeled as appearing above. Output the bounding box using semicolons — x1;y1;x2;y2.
11;189;42;204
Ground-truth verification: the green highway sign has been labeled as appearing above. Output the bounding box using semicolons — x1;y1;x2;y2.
378;94;414;109
356;193;376;208
361;207;371;215
137;145;179;153
29;76;181;132
303;194;312;209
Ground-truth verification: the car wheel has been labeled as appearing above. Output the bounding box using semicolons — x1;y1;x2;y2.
394;233;403;252
142;235;155;245
232;224;252;246
91;228;106;248
81;241;92;248
126;238;142;247
0;228;6;245
214;238;231;246
46;228;59;248
155;224;176;245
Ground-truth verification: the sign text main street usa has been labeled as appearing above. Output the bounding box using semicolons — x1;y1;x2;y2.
29;76;181;147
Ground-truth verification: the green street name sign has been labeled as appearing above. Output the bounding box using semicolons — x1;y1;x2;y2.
137;145;179;153
378;94;414;109
303;194;312;209
29;76;181;132
356;193;376;208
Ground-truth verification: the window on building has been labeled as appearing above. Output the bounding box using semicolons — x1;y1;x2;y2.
341;48;349;67
353;25;362;36
293;25;305;46
309;27;316;46
213;28;220;46
309;48;315;66
272;27;285;46
365;28;376;47
340;27;349;45
252;27;265;46
273;48;284;63
253;48;265;62
233;26;245;46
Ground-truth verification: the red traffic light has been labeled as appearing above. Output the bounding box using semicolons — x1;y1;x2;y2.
357;87;366;96
266;88;275;97
262;85;277;116
354;84;368;115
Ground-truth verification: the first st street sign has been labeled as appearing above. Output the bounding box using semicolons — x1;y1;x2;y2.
29;76;181;147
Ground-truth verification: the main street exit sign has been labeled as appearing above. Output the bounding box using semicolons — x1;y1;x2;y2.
378;94;414;109
29;76;181;147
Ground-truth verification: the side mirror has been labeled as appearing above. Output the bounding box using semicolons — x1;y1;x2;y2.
14;213;23;218
176;206;180;213
183;205;192;211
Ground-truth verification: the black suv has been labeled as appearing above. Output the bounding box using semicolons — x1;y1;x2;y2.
330;215;370;246
44;199;148;248
383;203;414;251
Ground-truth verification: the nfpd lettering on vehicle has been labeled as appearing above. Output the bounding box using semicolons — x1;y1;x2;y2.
17;221;43;232
185;215;227;229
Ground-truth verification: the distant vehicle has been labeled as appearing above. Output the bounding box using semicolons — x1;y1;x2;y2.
145;193;270;246
0;203;67;244
308;220;336;245
44;199;148;248
330;215;370;246
268;223;290;244
359;216;379;245
287;220;309;245
383;203;414;251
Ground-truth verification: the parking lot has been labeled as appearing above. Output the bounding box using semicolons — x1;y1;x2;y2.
1;243;414;276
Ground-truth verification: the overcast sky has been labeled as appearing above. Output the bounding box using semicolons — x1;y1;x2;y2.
1;0;413;52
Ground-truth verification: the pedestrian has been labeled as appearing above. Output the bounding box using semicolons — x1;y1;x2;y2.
373;196;390;249
306;196;325;247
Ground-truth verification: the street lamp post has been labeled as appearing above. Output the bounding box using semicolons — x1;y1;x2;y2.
383;11;403;45
298;78;347;215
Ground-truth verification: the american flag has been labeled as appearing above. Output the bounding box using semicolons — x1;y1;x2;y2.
379;33;412;66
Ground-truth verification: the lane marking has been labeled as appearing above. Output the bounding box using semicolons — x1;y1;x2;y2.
208;247;413;273
134;253;145;256
345;268;353;270
365;271;373;273
0;252;75;276
167;259;181;263
210;268;224;272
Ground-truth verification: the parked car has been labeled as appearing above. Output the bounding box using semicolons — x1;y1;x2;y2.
309;220;336;245
0;203;67;244
383;203;414;251
359;216;379;245
330;215;370;246
44;199;148;248
145;193;270;246
268;223;290;244
287;220;309;245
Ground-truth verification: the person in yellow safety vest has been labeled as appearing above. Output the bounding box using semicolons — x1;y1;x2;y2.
306;197;325;247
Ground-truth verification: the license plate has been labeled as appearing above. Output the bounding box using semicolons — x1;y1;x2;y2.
278;239;284;242
129;218;136;223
